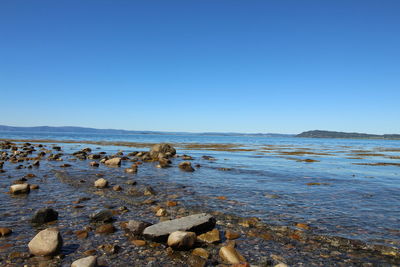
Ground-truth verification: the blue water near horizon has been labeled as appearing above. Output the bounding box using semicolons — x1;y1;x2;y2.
1;131;400;248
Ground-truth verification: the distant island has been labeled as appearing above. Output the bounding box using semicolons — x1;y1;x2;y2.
0;125;291;138
297;130;400;140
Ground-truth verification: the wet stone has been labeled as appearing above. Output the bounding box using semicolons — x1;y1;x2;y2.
89;209;113;223
31;208;58;225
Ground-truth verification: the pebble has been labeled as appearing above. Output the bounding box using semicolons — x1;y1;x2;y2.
95;224;115;234
192;248;209;259
197;228;220;243
0;227;12;237
219;245;246;264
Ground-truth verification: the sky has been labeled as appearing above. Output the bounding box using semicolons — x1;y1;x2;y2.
1;1;399;134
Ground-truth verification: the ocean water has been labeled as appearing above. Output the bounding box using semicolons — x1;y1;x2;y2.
1;131;400;248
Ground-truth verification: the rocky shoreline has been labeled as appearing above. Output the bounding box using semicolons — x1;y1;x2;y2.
0;140;399;266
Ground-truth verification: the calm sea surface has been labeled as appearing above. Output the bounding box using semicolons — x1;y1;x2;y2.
1;131;399;248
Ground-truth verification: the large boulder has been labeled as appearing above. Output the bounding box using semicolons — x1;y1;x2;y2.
28;228;63;256
31;208;58;224
143;213;215;242
149;143;176;159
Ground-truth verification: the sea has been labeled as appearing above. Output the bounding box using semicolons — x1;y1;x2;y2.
1;131;399;249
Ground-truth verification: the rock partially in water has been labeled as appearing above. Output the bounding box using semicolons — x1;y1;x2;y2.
94;178;108;188
104;157;121;166
197;228;220;244
28;228;63;256
167;231;196;250
71;255;97;267
31;208;58;225
143;213;216;242
126;220;152;236
192;248;210;259
179;161;195;172
219;245;246;264
10;183;30;194
90;209;113;223
149;143;176;159
95;224;115;234
0;227;12;237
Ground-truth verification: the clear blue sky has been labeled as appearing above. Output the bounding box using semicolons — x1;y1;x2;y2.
1;1;399;134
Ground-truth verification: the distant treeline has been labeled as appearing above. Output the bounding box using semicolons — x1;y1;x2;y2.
297;130;400;140
0;125;292;137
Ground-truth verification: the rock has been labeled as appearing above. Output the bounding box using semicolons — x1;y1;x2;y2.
28;228;63;256
158;158;171;168
104;157;121;166
192;248;209;259
31;208;58;224
149;143;176;159
30;184;39;190
143;213;216;242
89;161;99;167
33;160;40;166
95;224;115;234
144;186;156;196
219;246;246;264
155;208;167;217
94;178;108;188
126;220;152;236
89;209;113;223
197;228;220;243
131;239;146;246
225;230;241;240
167;231;196;250
124;168;136;173
274;264;288;267
181;155;193;160
113;185;122;191
10;184;30;194
75;230;89;239
0;227;12;237
178;161;195;172
71;256;97;267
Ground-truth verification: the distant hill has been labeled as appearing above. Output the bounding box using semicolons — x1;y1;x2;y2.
297;130;400;140
0;125;292;137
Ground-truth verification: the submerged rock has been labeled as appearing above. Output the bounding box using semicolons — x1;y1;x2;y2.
179;161;195;172
143;213;216;242
0;227;12;237
90;209;113;223
31;208;58;224
28;228;63;256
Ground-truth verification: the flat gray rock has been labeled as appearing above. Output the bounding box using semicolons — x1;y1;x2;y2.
143;213;216;242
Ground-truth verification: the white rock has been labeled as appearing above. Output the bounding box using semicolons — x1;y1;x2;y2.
94;178;108;188
71;256;97;267
28;228;63;256
167;231;196;249
10;184;30;194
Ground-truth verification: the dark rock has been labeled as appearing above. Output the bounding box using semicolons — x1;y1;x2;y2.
126;220;152;236
31;208;58;224
179;161;195;172
90;209;113;223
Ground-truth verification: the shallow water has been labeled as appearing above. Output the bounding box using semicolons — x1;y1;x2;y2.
1;131;400;250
